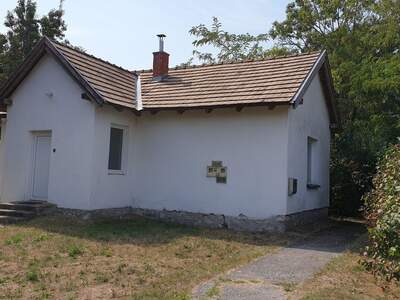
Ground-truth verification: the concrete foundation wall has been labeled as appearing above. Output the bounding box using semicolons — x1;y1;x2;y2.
54;206;329;233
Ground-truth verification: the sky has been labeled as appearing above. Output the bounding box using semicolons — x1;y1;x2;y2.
0;0;291;70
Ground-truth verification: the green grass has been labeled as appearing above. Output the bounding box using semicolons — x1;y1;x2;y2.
26;269;39;282
292;234;400;300
4;233;25;245
67;244;85;258
0;215;287;299
206;284;220;298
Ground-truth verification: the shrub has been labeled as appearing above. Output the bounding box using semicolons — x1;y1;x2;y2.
26;269;39;282
363;144;400;281
4;233;25;245
67;244;85;258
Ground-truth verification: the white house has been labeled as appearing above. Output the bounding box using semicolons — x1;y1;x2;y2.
0;36;338;230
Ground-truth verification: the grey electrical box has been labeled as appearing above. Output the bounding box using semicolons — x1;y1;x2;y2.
288;178;298;196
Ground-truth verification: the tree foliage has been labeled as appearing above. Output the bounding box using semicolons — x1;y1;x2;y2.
363;144;400;281
190;1;400;214
0;0;67;83
189;17;292;64
269;0;375;52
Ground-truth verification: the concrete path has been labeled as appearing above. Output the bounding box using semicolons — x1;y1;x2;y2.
192;222;364;300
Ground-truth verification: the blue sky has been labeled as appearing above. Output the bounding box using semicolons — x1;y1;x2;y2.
0;0;290;70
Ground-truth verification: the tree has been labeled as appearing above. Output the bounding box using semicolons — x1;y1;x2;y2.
269;0;375;52
189;17;292;64
0;0;67;83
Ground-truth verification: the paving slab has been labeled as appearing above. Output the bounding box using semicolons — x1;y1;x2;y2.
193;221;364;300
218;282;285;300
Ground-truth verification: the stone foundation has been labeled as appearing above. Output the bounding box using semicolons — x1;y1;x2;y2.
283;207;329;230
54;206;328;233
54;207;135;220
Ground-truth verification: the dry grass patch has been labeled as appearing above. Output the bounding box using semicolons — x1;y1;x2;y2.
290;234;400;300
0;215;289;299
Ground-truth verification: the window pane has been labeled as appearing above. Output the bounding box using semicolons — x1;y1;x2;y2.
108;127;123;170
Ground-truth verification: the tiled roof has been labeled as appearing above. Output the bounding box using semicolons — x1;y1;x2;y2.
139;52;322;108
53;42;137;108
1;37;337;125
53;41;322;110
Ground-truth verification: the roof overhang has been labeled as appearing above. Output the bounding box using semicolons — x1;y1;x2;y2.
290;50;339;128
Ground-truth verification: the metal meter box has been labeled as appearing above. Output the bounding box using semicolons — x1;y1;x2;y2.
288;178;298;196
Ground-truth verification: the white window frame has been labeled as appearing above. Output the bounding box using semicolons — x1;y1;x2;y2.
108;124;128;175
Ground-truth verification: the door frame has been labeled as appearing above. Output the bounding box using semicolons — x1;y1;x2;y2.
29;131;52;201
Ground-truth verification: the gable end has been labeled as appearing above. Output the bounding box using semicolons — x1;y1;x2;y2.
0;37;105;106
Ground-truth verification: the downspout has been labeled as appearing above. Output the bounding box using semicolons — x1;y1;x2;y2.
135;73;143;111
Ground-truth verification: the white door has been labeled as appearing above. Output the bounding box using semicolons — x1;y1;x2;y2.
32;134;51;200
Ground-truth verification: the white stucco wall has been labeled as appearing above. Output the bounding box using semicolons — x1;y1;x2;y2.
286;74;331;214
90;106;139;209
90;106;289;219
136;108;290;219
0;54;96;209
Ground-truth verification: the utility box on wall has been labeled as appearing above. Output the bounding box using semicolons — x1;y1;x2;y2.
288;178;298;196
207;161;227;184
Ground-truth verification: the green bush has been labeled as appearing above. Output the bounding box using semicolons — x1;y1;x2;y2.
67;244;85;258
363;144;400;281
26;269;39;282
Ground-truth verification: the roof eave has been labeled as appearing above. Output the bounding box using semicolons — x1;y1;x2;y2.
290;50;327;106
319;56;340;129
141;101;290;112
290;50;339;128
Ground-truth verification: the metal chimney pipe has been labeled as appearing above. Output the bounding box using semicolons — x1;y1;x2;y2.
157;34;166;52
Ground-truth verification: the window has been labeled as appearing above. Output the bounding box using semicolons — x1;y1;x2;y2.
307;136;320;189
108;126;125;172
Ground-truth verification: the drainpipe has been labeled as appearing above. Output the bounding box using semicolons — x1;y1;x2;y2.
135;73;143;111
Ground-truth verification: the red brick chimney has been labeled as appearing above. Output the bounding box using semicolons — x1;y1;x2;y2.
153;34;169;80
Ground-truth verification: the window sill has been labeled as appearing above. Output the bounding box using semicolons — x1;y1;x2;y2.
307;183;320;190
108;170;125;175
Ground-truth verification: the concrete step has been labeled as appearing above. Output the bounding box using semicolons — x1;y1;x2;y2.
0;201;56;224
0;209;35;218
0;201;56;212
0;215;26;224
0;203;38;211
12;200;49;205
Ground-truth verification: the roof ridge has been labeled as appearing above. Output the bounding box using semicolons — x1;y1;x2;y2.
50;39;136;75
50;38;322;75
136;50;323;74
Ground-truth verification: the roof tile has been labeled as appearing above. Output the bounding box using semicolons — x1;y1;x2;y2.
53;41;322;110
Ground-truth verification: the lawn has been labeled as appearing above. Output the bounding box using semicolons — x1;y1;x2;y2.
0;215;290;299
291;235;400;300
